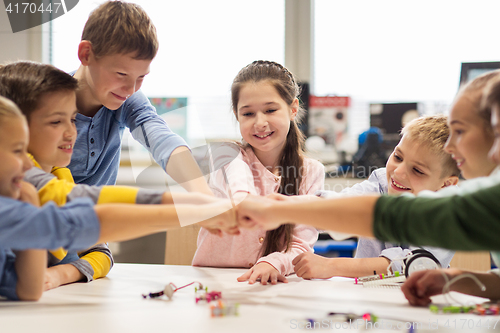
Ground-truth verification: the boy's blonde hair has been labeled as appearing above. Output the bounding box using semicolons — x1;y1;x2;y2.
82;1;158;60
0;96;25;126
401;114;460;177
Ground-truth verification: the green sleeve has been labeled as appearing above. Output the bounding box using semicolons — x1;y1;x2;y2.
373;184;500;251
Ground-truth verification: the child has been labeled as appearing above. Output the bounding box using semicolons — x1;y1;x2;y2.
0;96;46;300
236;70;500;301
293;115;459;279
70;1;211;195
192;60;325;284
0;61;237;290
0;97;237;301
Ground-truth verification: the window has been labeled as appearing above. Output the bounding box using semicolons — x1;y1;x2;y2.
314;0;500;139
52;0;285;143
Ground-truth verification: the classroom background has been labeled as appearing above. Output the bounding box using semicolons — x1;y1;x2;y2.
1;0;499;268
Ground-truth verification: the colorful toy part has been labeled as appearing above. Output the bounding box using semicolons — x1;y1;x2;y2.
195;291;222;303
210;300;240;317
429;302;500;315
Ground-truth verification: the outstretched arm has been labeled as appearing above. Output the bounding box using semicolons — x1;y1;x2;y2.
95;200;237;244
237;194;378;237
166;146;213;195
293;253;391;279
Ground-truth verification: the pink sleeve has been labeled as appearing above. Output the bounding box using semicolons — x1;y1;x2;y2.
256;224;318;275
255;158;324;275
209;148;257;201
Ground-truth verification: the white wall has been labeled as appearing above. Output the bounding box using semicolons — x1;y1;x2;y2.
0;2;46;63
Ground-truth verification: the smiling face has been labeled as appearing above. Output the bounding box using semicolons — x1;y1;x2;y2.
386;134;455;195
27;90;78;172
235;81;298;166
83;52;151;112
444;93;496;179
0;116;31;199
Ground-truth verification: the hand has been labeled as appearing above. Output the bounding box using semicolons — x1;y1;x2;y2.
44;266;65;291
293;252;335;279
18;181;40;207
44;264;85;291
237;262;288;285
236;195;284;231
401;269;461;306
198;201;239;236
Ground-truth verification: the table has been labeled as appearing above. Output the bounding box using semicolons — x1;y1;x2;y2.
0;264;498;333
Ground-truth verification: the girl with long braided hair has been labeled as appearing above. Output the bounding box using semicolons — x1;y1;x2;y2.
192;61;324;284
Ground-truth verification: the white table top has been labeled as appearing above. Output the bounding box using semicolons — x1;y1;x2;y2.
0;264;498;333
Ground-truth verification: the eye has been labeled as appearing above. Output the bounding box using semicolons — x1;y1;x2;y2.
71;118;76;124
266;109;277;113
50;121;61;125
454;129;463;135
394;154;402;162
242;112;254;117
117;72;126;76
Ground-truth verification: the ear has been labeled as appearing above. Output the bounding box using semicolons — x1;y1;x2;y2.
442;176;459;188
290;98;299;121
78;41;94;66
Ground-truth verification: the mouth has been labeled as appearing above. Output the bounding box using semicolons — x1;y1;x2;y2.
111;92;127;101
451;154;464;168
253;131;274;139
391;178;411;191
58;144;73;152
12;176;23;189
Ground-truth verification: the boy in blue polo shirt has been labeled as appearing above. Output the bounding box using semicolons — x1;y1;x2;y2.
70;1;210;195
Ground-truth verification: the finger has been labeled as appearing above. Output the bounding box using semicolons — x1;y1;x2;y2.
292;253;304;265
260;272;270;285
277;273;288;283
248;270;260;284
237;269;253;282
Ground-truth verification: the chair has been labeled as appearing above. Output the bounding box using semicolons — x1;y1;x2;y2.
449;251;491;272
164;225;200;265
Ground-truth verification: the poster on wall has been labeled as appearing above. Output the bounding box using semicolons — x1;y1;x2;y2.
308;96;350;147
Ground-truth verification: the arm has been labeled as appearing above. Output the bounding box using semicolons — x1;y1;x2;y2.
166;146;213;195
125;92;212;195
13;182;46;301
95;200;237;244
293;253;390;279
237;194;379;237
44;242;114;290
13;250;47;300
25;166;165;205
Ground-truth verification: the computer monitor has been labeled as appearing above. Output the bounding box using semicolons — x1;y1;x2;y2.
459;62;500;87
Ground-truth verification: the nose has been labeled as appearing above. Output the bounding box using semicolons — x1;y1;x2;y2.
444;135;454;155
65;122;77;140
123;78;136;97
22;153;32;172
393;163;407;179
